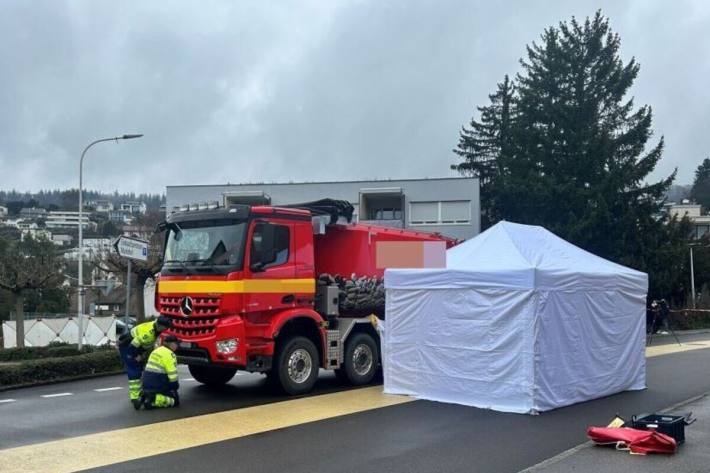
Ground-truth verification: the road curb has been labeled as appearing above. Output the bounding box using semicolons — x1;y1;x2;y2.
0;370;124;393
517;390;710;473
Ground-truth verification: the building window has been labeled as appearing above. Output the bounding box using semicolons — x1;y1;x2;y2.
409;202;439;224
369;208;403;220
410;201;471;225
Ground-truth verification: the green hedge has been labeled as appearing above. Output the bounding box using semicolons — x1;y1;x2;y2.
0;350;122;388
671;310;710;330
0;343;109;362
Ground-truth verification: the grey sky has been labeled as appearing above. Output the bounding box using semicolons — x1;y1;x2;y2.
1;0;708;194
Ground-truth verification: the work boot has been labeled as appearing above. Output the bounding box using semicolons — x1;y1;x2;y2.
132;398;142;410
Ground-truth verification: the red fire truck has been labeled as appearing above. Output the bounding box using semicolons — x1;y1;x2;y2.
156;200;454;394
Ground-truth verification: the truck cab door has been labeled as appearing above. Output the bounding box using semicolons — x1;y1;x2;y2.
244;220;296;314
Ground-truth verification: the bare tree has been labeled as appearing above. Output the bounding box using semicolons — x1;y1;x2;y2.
93;217;165;322
0;236;65;347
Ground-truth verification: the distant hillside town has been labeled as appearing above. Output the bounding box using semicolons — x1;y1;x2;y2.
0;189;166;319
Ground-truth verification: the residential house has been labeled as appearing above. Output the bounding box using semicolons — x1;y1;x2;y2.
51;234;73;247
665;200;710;239
20;207;48;219
45;211;97;230
120;201;147;215
108;210;133;224
87;200;114;213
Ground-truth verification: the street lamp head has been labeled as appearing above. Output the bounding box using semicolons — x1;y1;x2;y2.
121;134;144;140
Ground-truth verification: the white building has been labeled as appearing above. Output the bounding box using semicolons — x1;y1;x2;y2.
167;177;481;241
19;207;48;219
88;200;114;213
120;201;147;215
108;210;133;224
52;234;73;247
665;201;710;239
46;211;96;230
63;237;114;260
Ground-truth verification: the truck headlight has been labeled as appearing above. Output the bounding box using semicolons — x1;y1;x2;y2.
216;338;239;354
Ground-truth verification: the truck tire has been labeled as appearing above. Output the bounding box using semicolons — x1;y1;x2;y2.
273;336;319;395
188;365;237;386
340;332;378;386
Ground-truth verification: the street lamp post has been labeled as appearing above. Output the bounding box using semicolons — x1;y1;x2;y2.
690;245;696;309
78;134;143;350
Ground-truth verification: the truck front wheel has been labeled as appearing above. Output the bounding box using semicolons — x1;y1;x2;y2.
272;336;319;395
188;365;237;386
338;332;378;386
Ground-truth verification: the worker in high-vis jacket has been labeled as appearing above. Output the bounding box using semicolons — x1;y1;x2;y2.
117;315;173;409
140;334;181;409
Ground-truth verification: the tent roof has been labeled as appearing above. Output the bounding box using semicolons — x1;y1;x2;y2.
447;221;641;275
386;221;647;291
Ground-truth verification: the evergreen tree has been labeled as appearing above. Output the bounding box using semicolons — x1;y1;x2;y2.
453;11;687;300
690;158;710;209
452;75;516;227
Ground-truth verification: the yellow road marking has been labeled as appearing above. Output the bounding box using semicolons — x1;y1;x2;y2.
159;278;315;294
0;386;412;473
646;338;710;357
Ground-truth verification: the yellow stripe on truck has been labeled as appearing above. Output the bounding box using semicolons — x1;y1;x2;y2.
158;278;315;294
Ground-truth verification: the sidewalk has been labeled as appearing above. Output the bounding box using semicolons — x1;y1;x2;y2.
523;392;710;473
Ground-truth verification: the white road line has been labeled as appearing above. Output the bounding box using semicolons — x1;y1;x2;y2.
182;378;195;382
0;399;16;404
40;393;73;398
94;387;123;392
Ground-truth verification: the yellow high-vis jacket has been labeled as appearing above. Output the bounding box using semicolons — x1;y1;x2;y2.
142;345;179;391
129;321;159;351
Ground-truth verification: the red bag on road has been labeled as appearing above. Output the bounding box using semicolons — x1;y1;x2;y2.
587;426;677;455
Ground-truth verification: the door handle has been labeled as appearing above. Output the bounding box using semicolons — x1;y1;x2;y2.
282;294;295;304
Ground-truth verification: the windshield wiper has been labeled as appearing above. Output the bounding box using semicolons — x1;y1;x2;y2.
164;259;188;271
183;258;213;266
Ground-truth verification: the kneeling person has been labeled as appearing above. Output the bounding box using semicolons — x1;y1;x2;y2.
117;315;173;409
141;335;181;409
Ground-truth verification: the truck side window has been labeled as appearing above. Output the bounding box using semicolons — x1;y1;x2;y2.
251;223;290;268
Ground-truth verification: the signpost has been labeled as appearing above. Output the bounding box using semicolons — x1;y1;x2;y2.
113;236;149;329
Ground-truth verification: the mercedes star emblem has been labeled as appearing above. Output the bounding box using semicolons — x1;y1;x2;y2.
180;296;194;317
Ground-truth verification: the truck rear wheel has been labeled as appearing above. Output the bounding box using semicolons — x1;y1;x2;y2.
340;332;378;386
188;365;237;386
273;336;319;395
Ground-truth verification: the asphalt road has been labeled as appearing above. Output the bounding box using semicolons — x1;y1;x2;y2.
82;345;710;473
0;367;375;449
1;333;709;472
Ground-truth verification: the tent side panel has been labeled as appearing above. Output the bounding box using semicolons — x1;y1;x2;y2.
533;288;647;412
384;286;536;414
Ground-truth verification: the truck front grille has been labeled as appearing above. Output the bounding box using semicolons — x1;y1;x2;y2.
159;296;222;317
160;295;222;338
167;316;219;338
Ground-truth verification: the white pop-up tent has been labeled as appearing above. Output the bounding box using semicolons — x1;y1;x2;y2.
383;221;647;414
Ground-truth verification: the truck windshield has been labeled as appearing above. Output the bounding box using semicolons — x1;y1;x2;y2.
163;219;247;274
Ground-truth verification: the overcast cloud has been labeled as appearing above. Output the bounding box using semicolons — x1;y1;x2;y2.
1;0;708;194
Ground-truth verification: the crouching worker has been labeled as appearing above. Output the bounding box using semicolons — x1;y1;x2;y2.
117;315;173;409
141;334;181;409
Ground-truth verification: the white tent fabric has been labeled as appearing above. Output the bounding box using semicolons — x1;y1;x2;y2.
384;221;647;414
